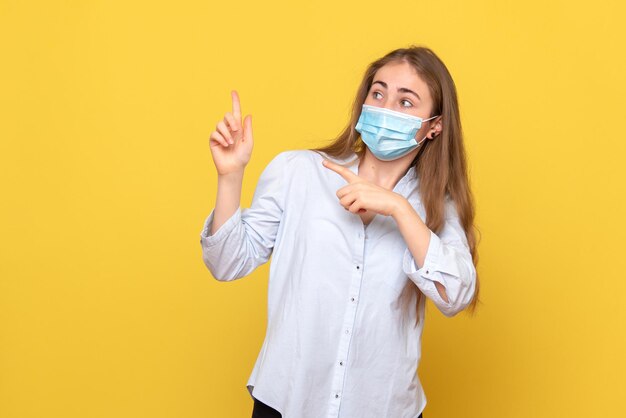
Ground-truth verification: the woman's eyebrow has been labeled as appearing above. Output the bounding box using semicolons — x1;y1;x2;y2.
372;80;421;101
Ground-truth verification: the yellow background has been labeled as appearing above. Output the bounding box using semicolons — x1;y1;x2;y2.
1;0;625;417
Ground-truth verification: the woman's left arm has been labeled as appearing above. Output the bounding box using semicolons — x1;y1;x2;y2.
392;197;477;317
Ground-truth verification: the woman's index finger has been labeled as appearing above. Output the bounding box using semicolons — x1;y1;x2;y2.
322;159;359;183
231;90;241;119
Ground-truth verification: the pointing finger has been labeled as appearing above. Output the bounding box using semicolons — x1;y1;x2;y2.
231;90;242;122
322;159;360;184
224;112;239;132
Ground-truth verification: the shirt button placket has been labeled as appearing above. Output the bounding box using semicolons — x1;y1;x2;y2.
329;223;366;417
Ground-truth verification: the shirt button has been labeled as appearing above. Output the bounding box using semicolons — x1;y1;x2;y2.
356;265;360;269
345;329;349;334
339;361;343;366
426;269;430;274
335;393;340;398
350;297;355;302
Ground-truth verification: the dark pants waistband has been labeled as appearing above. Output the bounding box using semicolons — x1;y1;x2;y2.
251;396;424;418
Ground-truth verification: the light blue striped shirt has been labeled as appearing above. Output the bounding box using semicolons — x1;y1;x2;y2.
199;149;476;418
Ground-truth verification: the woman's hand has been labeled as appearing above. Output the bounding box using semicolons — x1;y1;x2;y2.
322;159;406;218
209;90;254;176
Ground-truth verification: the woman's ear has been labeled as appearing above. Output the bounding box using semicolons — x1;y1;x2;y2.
430;117;443;139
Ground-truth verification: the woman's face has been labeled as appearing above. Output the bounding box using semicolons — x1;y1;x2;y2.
364;60;436;121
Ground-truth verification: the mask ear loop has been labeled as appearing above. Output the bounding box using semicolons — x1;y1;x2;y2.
415;135;430;148
415;114;441;147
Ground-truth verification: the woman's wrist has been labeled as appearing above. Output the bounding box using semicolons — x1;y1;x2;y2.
391;195;413;220
217;169;244;184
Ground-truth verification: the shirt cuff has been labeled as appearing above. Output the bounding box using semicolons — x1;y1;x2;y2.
199;206;241;248
402;229;444;284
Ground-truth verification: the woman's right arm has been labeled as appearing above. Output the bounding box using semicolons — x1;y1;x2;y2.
212;170;244;235
200;90;287;282
208;90;253;234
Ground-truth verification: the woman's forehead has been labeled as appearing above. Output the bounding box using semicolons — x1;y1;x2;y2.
373;62;431;99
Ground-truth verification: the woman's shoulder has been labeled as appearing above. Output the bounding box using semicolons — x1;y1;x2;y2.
275;148;314;162
259;150;317;183
273;149;356;171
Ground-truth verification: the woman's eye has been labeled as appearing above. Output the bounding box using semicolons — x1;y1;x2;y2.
371;91;411;107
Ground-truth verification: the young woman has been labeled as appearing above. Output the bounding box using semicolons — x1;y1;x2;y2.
201;45;480;418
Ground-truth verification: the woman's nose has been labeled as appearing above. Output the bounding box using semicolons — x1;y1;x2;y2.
382;97;400;112
378;100;393;111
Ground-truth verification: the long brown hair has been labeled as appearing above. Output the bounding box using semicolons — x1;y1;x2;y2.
310;45;481;317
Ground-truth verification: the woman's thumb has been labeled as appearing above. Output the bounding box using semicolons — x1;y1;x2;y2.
243;114;253;142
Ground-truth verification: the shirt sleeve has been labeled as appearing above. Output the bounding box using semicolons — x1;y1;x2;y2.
199;151;288;281
402;197;477;317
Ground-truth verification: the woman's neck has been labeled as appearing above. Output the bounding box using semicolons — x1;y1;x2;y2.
358;149;415;190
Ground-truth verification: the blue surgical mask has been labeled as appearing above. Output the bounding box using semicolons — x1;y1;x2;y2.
355;104;440;161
